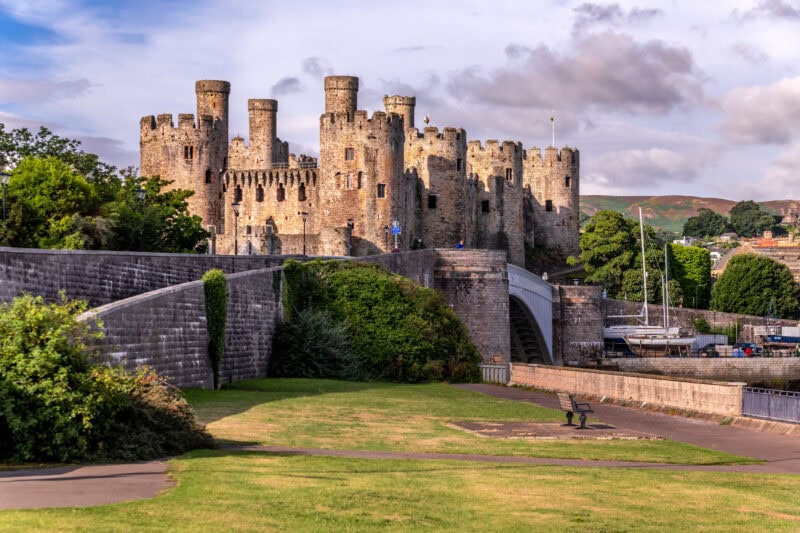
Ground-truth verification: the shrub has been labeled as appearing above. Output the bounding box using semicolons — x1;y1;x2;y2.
202;269;227;389
0;294;213;463
277;260;481;383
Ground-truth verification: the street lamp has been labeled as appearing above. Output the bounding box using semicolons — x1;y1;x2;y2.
299;211;309;255
134;188;145;250
231;202;240;256
0;169;10;223
695;283;706;309
384;224;389;251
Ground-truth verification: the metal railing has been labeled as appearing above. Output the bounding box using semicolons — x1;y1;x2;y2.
480;364;509;384
742;387;800;423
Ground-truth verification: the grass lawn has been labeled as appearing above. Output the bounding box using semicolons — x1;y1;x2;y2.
6;378;797;531
3;451;800;532
184;379;755;465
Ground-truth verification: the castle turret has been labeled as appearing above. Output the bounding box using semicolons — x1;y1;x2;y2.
384;95;416;129
196;80;230;145
324;76;359;116
523;146;580;258
248;99;278;169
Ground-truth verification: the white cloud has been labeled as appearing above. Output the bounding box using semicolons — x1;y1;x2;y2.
721;77;800;144
587;148;702;192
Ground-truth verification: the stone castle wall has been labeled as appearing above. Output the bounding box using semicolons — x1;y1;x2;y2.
553;285;604;364
141;76;580;265
604;358;800;383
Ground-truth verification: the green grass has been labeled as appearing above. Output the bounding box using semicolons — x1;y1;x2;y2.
3;451;800;532
183;379;754;465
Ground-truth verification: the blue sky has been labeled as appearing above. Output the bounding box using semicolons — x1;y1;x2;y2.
1;0;799;201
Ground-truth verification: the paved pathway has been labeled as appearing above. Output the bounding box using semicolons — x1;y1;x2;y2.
3;384;799;510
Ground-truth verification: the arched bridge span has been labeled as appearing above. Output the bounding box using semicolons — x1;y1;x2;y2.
507;264;558;366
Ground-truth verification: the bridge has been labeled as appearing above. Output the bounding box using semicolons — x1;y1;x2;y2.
0;247;601;388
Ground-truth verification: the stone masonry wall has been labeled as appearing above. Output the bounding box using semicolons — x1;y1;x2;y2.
0;247;289;308
78;267;283;389
511;363;745;416
553;285;604;364
605;358;800;384
434;250;510;362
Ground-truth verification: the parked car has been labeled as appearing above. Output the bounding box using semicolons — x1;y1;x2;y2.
699;344;720;357
733;342;762;356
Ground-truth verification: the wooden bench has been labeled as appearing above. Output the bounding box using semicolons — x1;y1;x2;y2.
556;392;593;429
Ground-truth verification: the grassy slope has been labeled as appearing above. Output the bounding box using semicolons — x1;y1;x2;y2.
581;195;799;233
2;379;799;531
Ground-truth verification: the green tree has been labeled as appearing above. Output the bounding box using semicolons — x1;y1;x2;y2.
710;254;799;318
202;269;227;389
668;244;711;309
683;208;730;238
729;201;777;238
3;156;101;248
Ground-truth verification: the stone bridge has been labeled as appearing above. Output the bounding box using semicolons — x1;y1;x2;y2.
0;247;603;387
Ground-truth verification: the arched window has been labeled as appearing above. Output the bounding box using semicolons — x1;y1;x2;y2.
565;176;571;188
256;185;264;202
235;186;242;202
277;184;285;202
298;183;306;202
357;171;363;189
205;169;212;184
346;174;352;190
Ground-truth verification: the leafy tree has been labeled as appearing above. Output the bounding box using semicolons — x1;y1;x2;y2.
683;208;730;238
668;244;711;308
710;254;800;318
729;201;777;238
202;269;227;389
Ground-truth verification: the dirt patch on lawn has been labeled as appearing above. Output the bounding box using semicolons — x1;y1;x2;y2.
448;421;663;441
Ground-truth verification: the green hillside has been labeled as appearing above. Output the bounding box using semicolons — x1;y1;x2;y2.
580;196;800;234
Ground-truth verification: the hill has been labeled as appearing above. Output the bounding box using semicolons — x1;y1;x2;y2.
580;196;800;234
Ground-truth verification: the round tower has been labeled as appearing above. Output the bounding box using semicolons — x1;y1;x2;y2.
384;95;416;129
324;76;359;115
196;80;231;144
248;99;278;168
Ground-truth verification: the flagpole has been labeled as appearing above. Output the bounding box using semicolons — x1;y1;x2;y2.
550;111;555;147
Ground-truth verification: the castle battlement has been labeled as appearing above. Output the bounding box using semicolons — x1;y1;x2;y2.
467;140;521;155
321;109;403;133
407;126;465;143
524;146;579;164
224;168;318;189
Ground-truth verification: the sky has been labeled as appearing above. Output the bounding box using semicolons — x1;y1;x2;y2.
1;0;799;201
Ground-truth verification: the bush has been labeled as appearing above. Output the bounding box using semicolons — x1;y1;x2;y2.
0;294;213;463
277;260;481;383
270;308;355;379
202;269;227;389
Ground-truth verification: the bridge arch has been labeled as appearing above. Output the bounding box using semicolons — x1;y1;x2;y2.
507;264;559;365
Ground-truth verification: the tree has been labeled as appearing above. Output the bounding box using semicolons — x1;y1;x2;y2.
668;244;711;309
710;254;800;318
729;201;777;238
683;208;730;238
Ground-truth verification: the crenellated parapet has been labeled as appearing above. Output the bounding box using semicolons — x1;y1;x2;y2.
384;95;416;129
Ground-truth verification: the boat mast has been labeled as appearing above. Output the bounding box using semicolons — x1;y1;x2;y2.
639;208;649;327
664;243;670;330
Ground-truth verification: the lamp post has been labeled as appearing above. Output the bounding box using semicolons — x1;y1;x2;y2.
231;202;240;256
299;211;308;255
695;283;706;309
384;224;389;251
0;169;10;223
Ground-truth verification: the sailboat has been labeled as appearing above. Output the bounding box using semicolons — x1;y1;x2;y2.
603;209;696;357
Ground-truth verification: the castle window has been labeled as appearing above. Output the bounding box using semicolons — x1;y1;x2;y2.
565;176;571;188
346;174;352;190
298;183;306;202
456;158;462;171
205;169;212;184
505;168;513;181
377;183;386;198
184;145;194;160
428;194;437;209
345;147;355;161
277;184;285;202
481;200;490;213
256;185;264;202
246;225;252;235
545;200;553;212
357;171;363;189
235;186;242;202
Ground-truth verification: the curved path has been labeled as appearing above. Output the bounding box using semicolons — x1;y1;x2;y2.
3;384;799;509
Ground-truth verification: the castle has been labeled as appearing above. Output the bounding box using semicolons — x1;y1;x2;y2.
140;76;580;265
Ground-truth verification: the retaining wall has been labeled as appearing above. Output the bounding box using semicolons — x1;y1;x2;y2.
603;358;800;384
511;363;746;416
79;268;282;388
